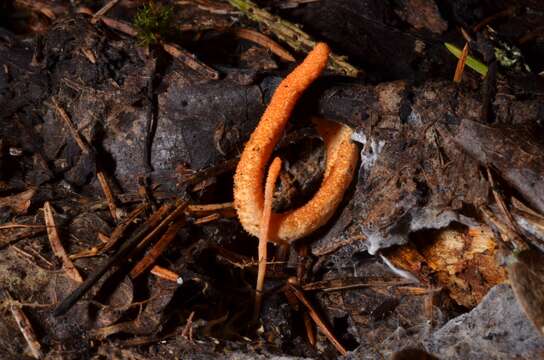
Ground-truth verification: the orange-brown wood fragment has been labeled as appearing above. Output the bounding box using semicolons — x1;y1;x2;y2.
233;43;358;243
453;43;469;83
150;265;181;283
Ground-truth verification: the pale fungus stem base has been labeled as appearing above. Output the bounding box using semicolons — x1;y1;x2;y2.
254;157;282;320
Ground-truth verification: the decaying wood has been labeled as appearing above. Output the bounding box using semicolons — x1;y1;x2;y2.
448;118;544;215
384;225;507;308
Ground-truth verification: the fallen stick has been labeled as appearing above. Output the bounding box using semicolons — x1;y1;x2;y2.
97;171;120;222
43;201;83;283
50;98;92;155
53;203;174;316
150;265;182;284
97;17;219;80
232;28;295;62
9;299;43;359
0;228;46;249
130;219;186;278
192;213;222;225
130;201;188;255
288;283;348;356
91;0;120;24
101;203;147;253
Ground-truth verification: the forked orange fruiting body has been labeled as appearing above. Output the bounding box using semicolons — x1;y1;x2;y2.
233;43;359;243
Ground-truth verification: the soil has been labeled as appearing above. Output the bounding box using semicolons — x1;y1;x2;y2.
1;1;544;359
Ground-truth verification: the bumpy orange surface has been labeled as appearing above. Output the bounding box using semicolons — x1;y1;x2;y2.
233;43;358;243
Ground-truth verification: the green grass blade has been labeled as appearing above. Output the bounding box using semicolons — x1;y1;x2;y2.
445;43;488;77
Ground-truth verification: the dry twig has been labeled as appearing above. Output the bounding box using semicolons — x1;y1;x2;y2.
43;201;83;283
232;28;295;62
161;42;220;79
97;16;219;79
288;284;348;356
0;228;46;249
54;203;174;316
193;213;221;225
186;202;234;213
50;98;92;154
9;297;43;359
150;265;182;283
0;188;36;215
101;203;147;253
97;171;120;222
130;219;186;278
91;0;120;24
453;43;469;83
181;311;196;341
131;201;188;254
